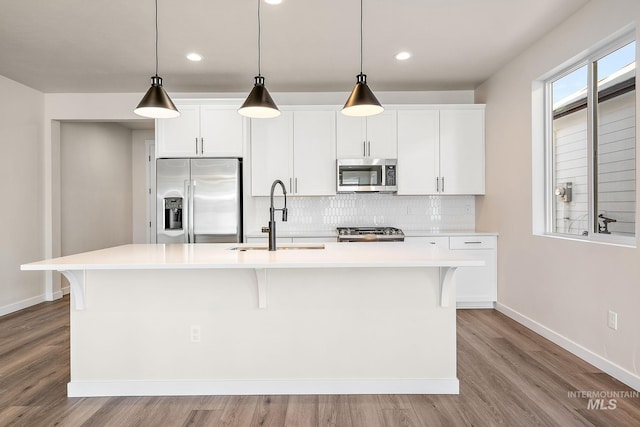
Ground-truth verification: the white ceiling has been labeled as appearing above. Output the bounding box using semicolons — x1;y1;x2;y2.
0;0;589;95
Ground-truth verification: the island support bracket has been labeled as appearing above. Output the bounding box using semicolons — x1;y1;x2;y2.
60;270;86;310
439;267;458;307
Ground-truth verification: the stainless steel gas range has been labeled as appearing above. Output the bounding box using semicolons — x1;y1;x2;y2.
336;227;405;242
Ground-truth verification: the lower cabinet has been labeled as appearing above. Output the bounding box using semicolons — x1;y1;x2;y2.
405;235;497;308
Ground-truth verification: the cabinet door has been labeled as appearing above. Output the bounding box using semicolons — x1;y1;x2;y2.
451;235;497;308
367;110;397;158
250;112;293;196
397;110;439;195
156;104;200;157
439;109;485;194
200;106;245;157
455;249;497;307
336;114;366;158
293;110;336;196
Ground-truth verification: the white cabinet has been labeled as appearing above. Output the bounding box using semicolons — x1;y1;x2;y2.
397;110;439;194
156;104;245;158
405;234;497;308
439;109;485;195
251;112;291;196
251;109;336;196
449;235;496;308
337;110;397;158
397;107;485;195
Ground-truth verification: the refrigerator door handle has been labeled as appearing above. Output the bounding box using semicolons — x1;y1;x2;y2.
184;180;190;243
189;180;196;243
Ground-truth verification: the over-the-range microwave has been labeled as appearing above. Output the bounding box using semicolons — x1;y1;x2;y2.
337;159;397;193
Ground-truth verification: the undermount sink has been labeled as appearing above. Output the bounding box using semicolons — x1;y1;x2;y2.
230;244;326;252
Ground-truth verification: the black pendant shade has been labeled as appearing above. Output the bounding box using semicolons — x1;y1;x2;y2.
341;0;383;117
239;0;280;118
135;75;180;119
342;73;384;117
134;0;180;119
239;76;280;118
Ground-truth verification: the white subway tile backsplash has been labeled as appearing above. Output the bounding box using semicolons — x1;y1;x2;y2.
248;194;475;234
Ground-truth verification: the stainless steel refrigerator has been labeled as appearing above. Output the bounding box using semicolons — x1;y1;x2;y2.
156;158;242;243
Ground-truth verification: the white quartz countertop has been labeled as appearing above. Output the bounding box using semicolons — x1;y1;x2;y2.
21;242;484;271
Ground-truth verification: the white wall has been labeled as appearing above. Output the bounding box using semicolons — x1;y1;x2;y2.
60;122;133;255
0;75;45;315
475;0;640;389
132;130;155;243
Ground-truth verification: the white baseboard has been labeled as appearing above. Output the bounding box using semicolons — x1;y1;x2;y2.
0;294;46;317
457;301;495;309
67;378;459;397
496;302;640;392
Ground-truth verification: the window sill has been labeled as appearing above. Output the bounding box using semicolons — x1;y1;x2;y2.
535;232;637;248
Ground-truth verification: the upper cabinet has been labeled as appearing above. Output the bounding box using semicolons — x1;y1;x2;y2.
397;106;485;195
336;110;397;159
251;108;336;197
156;103;246;158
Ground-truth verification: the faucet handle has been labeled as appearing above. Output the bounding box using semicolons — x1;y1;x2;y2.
261;226;270;233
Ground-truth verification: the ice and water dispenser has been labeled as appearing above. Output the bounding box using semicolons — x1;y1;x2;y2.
164;197;183;230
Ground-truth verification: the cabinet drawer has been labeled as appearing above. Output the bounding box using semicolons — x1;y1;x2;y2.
449;236;496;250
404;236;449;248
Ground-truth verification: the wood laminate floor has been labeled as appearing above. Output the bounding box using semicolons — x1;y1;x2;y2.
0;296;638;426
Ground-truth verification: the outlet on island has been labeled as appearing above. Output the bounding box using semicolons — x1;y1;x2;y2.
190;325;201;342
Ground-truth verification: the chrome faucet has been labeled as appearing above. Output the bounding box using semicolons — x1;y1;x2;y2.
268;179;288;251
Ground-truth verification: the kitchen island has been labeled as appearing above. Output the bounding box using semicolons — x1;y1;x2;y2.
22;242;483;397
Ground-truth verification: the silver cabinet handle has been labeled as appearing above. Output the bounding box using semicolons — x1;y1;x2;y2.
199;137;203;155
436;177;440;192
367;141;371;157
442;176;445;193
363;141;367;157
289;177;292;193
464;241;483;244
295;177;298;193
195;137;198;155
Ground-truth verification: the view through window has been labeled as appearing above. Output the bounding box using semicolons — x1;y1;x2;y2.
549;39;636;241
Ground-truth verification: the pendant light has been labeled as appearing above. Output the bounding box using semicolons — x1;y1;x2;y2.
238;0;280;118
134;0;180;119
342;0;383;117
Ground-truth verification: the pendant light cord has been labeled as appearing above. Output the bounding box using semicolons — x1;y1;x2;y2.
257;0;262;77
360;0;363;74
154;0;159;77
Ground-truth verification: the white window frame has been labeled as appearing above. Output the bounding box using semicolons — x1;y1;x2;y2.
534;29;637;247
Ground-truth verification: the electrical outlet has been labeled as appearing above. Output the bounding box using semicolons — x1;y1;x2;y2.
190;325;201;342
607;310;618;330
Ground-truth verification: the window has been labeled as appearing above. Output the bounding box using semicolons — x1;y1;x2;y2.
544;35;636;244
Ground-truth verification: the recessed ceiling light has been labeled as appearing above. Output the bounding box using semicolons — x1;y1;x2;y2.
395;51;411;61
186;53;203;62
264;0;283;4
